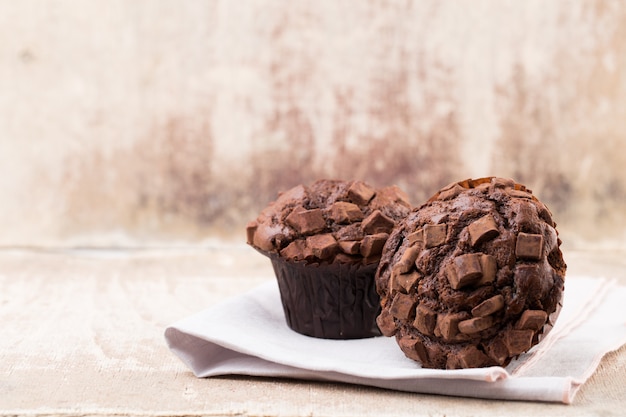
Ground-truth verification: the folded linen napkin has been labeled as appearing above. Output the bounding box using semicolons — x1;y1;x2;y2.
165;276;626;404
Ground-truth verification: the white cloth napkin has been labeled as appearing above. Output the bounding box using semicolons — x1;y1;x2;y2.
164;276;626;404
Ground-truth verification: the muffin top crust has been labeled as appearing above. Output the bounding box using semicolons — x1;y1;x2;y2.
247;179;411;265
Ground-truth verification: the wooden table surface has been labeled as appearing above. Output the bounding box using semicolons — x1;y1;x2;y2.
1;246;625;417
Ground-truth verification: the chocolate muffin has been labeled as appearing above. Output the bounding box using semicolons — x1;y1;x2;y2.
375;177;566;369
247;179;411;339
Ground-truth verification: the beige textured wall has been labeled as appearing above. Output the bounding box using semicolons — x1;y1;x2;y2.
1;0;625;247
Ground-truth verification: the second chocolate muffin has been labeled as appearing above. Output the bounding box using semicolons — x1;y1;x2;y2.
375;177;566;369
247;179;411;339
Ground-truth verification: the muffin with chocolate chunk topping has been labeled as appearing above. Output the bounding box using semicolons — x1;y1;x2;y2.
247;179;411;339
375;177;566;368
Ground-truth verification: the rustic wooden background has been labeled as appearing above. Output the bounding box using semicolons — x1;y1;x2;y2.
1;0;625;248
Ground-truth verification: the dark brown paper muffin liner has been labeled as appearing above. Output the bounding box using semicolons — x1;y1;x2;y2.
262;252;381;339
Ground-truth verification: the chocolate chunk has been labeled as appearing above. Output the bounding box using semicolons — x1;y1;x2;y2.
362;210;396;234
387;271;397;294
348;181;376;205
360;233;389;257
275;184;307;204
477;254;497;285
306;234;338;260
513;202;538;232
389;293;416;320
445;264;459;289
393;270;421;293
258;202;279;221
515;232;544;260
468;177;492;188
435;312;470;341
280;239;309;261
407;229;423;246
334;223;364;242
398;337;429;363
376;309;397;337
468;214;499;247
471;294;504;317
456;178;472;189
413;304;437;335
253;224;287;252
490;177;515;190
438;183;465;200
508;189;533;199
328;201;364;224
505;329;534;356
447;346;492;369
394;244;421;274
372;185;412;209
440;181;460;192
245;220;258;245
424;223;447;248
446;254;483;290
485;336;510;365
516;310;548;331
338;240;360;255
285;207;326;235
514;264;549;297
458;316;494;334
424;343;446;369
